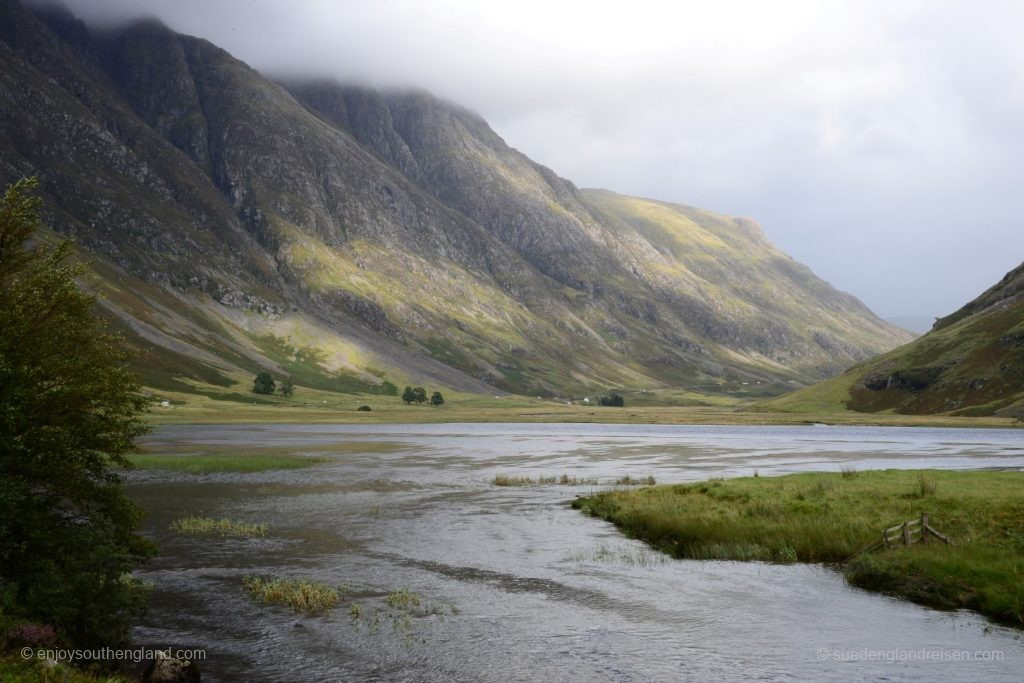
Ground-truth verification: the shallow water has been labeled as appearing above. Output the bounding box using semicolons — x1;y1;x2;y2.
129;424;1024;681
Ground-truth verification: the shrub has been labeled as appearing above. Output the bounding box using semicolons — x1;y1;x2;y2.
1;622;57;650
356;405;372;412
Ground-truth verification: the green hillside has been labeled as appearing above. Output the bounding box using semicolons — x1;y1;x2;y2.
766;262;1024;417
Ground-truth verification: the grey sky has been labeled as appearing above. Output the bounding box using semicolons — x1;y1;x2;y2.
53;0;1024;318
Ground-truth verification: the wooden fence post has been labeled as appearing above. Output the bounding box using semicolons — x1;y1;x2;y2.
921;513;929;544
902;521;911;546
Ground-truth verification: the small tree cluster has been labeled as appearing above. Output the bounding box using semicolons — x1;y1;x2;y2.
252;372;295;397
402;386;445;406
598;392;625;407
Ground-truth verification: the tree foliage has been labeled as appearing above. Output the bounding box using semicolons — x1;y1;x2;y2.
0;179;155;648
253;371;276;395
402;385;437;405
430;391;445;406
598;392;625;407
278;378;295;397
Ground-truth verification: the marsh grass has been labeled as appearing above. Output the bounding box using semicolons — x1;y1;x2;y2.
386;588;421;611
569;543;668;566
916;473;938;497
385;588;451;617
559;474;598;485
573;469;1024;626
492;474;536;487
170;516;267;537
242;576;341;614
492;473;639;487
615;475;656;486
840;466;858;479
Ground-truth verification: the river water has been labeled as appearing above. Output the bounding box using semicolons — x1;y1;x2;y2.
127;424;1024;681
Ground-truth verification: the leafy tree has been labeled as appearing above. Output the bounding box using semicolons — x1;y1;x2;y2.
412;386;427;404
253;371;276;395
0;179;155;648
430;391;445;406
598;392;624;407
279;378;295;397
402;385;416;404
374;380;398;396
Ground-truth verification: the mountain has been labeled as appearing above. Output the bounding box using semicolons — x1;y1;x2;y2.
767;262;1024;416
0;0;911;399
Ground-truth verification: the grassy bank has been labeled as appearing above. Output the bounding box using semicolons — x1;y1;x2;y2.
573;469;1024;626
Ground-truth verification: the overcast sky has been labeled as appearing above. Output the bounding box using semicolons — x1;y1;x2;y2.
55;0;1024;318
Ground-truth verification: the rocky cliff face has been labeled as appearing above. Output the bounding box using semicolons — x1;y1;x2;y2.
766;261;1024;416
0;0;911;397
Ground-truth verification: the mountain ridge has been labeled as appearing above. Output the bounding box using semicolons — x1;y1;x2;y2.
0;0;911;399
765;261;1024;416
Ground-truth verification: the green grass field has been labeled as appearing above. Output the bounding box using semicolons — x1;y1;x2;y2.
141;384;1019;429
573;470;1024;626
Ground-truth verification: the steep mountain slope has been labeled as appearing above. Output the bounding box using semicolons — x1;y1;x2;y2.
0;1;911;398
766;262;1024;416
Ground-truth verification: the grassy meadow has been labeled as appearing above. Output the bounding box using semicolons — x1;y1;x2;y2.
573;469;1024;626
140;378;1020;428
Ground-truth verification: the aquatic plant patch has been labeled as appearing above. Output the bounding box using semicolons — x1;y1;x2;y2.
170;516;267;537
242;576;341;614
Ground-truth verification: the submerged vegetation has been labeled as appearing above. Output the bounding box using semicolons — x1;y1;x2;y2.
573;469;1024;626
127;440;405;473
170;517;268;537
128;452;331;473
241;575;453;641
491;473;652;487
568;543;668;567
615;475;656;486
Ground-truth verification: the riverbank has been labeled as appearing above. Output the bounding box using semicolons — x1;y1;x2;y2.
143;391;1020;429
573;469;1024;627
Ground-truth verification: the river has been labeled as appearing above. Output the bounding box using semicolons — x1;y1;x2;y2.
127;423;1024;681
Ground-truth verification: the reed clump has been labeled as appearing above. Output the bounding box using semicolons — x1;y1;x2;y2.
242;576;341;614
